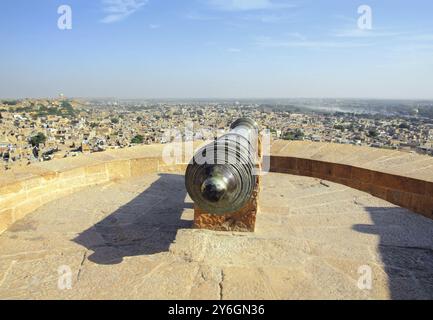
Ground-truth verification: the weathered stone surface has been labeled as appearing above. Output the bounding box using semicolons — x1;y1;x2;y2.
1;141;433;240
0;209;14;234
0;172;432;299
193;183;258;232
269;141;433;219
0;143;212;235
1;141;433;299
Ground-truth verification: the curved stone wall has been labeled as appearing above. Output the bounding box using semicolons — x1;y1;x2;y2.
0;144;188;234
269;140;433;220
269;156;433;220
1;141;432;235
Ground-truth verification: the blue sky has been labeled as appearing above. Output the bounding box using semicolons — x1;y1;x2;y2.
1;0;433;99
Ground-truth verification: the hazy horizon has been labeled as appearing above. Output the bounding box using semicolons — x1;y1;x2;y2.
3;96;433;102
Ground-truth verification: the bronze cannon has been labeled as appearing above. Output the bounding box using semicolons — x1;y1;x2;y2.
185;118;260;215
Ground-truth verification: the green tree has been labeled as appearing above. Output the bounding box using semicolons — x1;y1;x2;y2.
368;129;379;138
111;118;119;124
29;133;47;146
131;135;144;144
60;101;76;117
282;129;304;141
2;100;18;106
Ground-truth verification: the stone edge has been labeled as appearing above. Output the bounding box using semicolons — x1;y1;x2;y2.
1;145;432;235
0;153;187;235
269;156;433;220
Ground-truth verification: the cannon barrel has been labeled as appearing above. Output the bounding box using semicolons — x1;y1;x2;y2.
185;118;259;215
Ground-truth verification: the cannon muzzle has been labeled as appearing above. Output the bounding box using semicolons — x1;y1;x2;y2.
185;118;259;215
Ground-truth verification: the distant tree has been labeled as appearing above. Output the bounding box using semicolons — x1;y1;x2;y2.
282;129;304;141
282;133;295;141
59;100;76;117
61;101;72;108
295;129;304;139
15;106;32;113
29;133;47;147
111;118;119;124
367;129;379;138
399;123;410;129
2;100;18;106
131;135;144;144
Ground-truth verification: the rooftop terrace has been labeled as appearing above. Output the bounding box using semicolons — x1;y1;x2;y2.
0;141;432;299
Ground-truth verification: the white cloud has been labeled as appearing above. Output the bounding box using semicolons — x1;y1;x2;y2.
332;28;433;47
207;0;295;11
149;24;160;29
403;34;433;41
185;12;221;21
286;32;306;41
100;0;148;24
333;29;404;38
241;13;295;23
255;35;370;49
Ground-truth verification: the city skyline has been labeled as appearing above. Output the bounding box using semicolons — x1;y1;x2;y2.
1;0;433;99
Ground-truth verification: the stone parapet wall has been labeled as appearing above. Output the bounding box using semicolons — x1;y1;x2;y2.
0;144;189;235
269;156;433;220
270;140;433;182
1;141;433;235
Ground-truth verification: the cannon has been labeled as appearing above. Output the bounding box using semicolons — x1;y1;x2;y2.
185;118;260;215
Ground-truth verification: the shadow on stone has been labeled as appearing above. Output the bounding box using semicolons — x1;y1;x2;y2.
353;207;433;300
74;173;192;265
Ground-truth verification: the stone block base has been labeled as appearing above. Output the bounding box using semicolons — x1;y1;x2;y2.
193;177;260;232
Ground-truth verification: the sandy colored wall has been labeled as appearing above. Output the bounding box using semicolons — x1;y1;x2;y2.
0;143;189;234
1;141;433;235
269;156;433;220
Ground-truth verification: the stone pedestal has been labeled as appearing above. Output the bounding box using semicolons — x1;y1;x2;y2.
193;175;260;232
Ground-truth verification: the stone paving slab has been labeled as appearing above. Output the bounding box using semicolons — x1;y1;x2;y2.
1;173;433;300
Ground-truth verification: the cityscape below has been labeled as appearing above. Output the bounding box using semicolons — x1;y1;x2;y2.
1;97;433;171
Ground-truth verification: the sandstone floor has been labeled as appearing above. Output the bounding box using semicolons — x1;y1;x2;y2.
0;173;432;299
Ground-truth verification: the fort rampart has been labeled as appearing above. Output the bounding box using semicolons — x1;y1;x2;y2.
1;141;432;234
